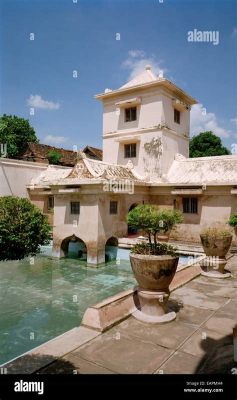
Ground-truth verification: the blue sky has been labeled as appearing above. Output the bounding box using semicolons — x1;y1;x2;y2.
0;0;237;151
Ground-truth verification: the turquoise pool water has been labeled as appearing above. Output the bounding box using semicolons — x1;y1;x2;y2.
0;248;191;365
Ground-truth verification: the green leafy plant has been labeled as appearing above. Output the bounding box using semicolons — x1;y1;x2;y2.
189;131;230;158
127;204;182;255
228;214;237;229
0;114;38;158
47;150;62;165
0;196;51;260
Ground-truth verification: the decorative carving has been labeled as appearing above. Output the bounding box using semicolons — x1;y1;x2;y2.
126;160;134;170
68;160;92;179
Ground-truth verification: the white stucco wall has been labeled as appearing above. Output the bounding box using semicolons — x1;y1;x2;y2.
0;158;47;198
161;130;189;176
162;94;190;136
150;188;237;245
103;128;189;179
52;186;237;254
102;86;191;179
102;88;164;135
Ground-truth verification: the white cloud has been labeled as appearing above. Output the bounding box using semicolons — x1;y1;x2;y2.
44;135;67;145
122;50;166;80
128;50;145;58
231;27;237;38
27;95;60;110
190;104;231;138
230;118;237;125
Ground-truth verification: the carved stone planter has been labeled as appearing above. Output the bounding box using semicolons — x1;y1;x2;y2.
200;233;232;278
130;253;179;323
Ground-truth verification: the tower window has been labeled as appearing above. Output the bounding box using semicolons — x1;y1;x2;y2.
125;107;137;122
174;109;180;124
110;201;118;215
124;143;136;158
182;198;198;214
70;201;80;215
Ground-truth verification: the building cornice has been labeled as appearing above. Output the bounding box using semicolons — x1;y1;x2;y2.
102;126;161;139
102;125;189;142
95;78;197;105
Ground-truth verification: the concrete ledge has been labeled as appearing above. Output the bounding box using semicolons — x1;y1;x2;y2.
81;289;137;332
2;326;100;374
81;263;202;332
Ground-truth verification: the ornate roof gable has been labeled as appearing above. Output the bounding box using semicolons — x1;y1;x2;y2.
68;152;93;179
67;151;138;181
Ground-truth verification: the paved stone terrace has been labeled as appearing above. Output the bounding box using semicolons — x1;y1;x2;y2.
33;256;237;375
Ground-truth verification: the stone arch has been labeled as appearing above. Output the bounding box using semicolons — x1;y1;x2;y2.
105;236;118;262
61;234;87;260
128;203;139;213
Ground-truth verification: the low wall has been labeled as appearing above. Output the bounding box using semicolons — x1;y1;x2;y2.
0;158;47;198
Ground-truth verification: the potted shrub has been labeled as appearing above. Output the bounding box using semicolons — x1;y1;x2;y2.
200;227;232;278
156;209;183;242
127;204;182;323
228;213;237;236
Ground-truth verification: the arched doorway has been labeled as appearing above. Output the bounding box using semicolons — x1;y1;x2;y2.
105;237;118;262
127;203;139;236
61;235;87;260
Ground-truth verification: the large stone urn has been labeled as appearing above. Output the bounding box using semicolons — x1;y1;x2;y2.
130;253;179;324
200;232;232;278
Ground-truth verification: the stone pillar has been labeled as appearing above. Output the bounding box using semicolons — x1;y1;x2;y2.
133;288;176;324
87;242;105;266
137;289;169;317
52;243;66;258
52;235;68;258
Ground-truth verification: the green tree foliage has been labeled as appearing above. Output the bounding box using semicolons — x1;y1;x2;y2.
189;131;230;158
228;213;237;229
127;204;182;254
0;197;51;260
47;150;62;165
0;114;38;158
